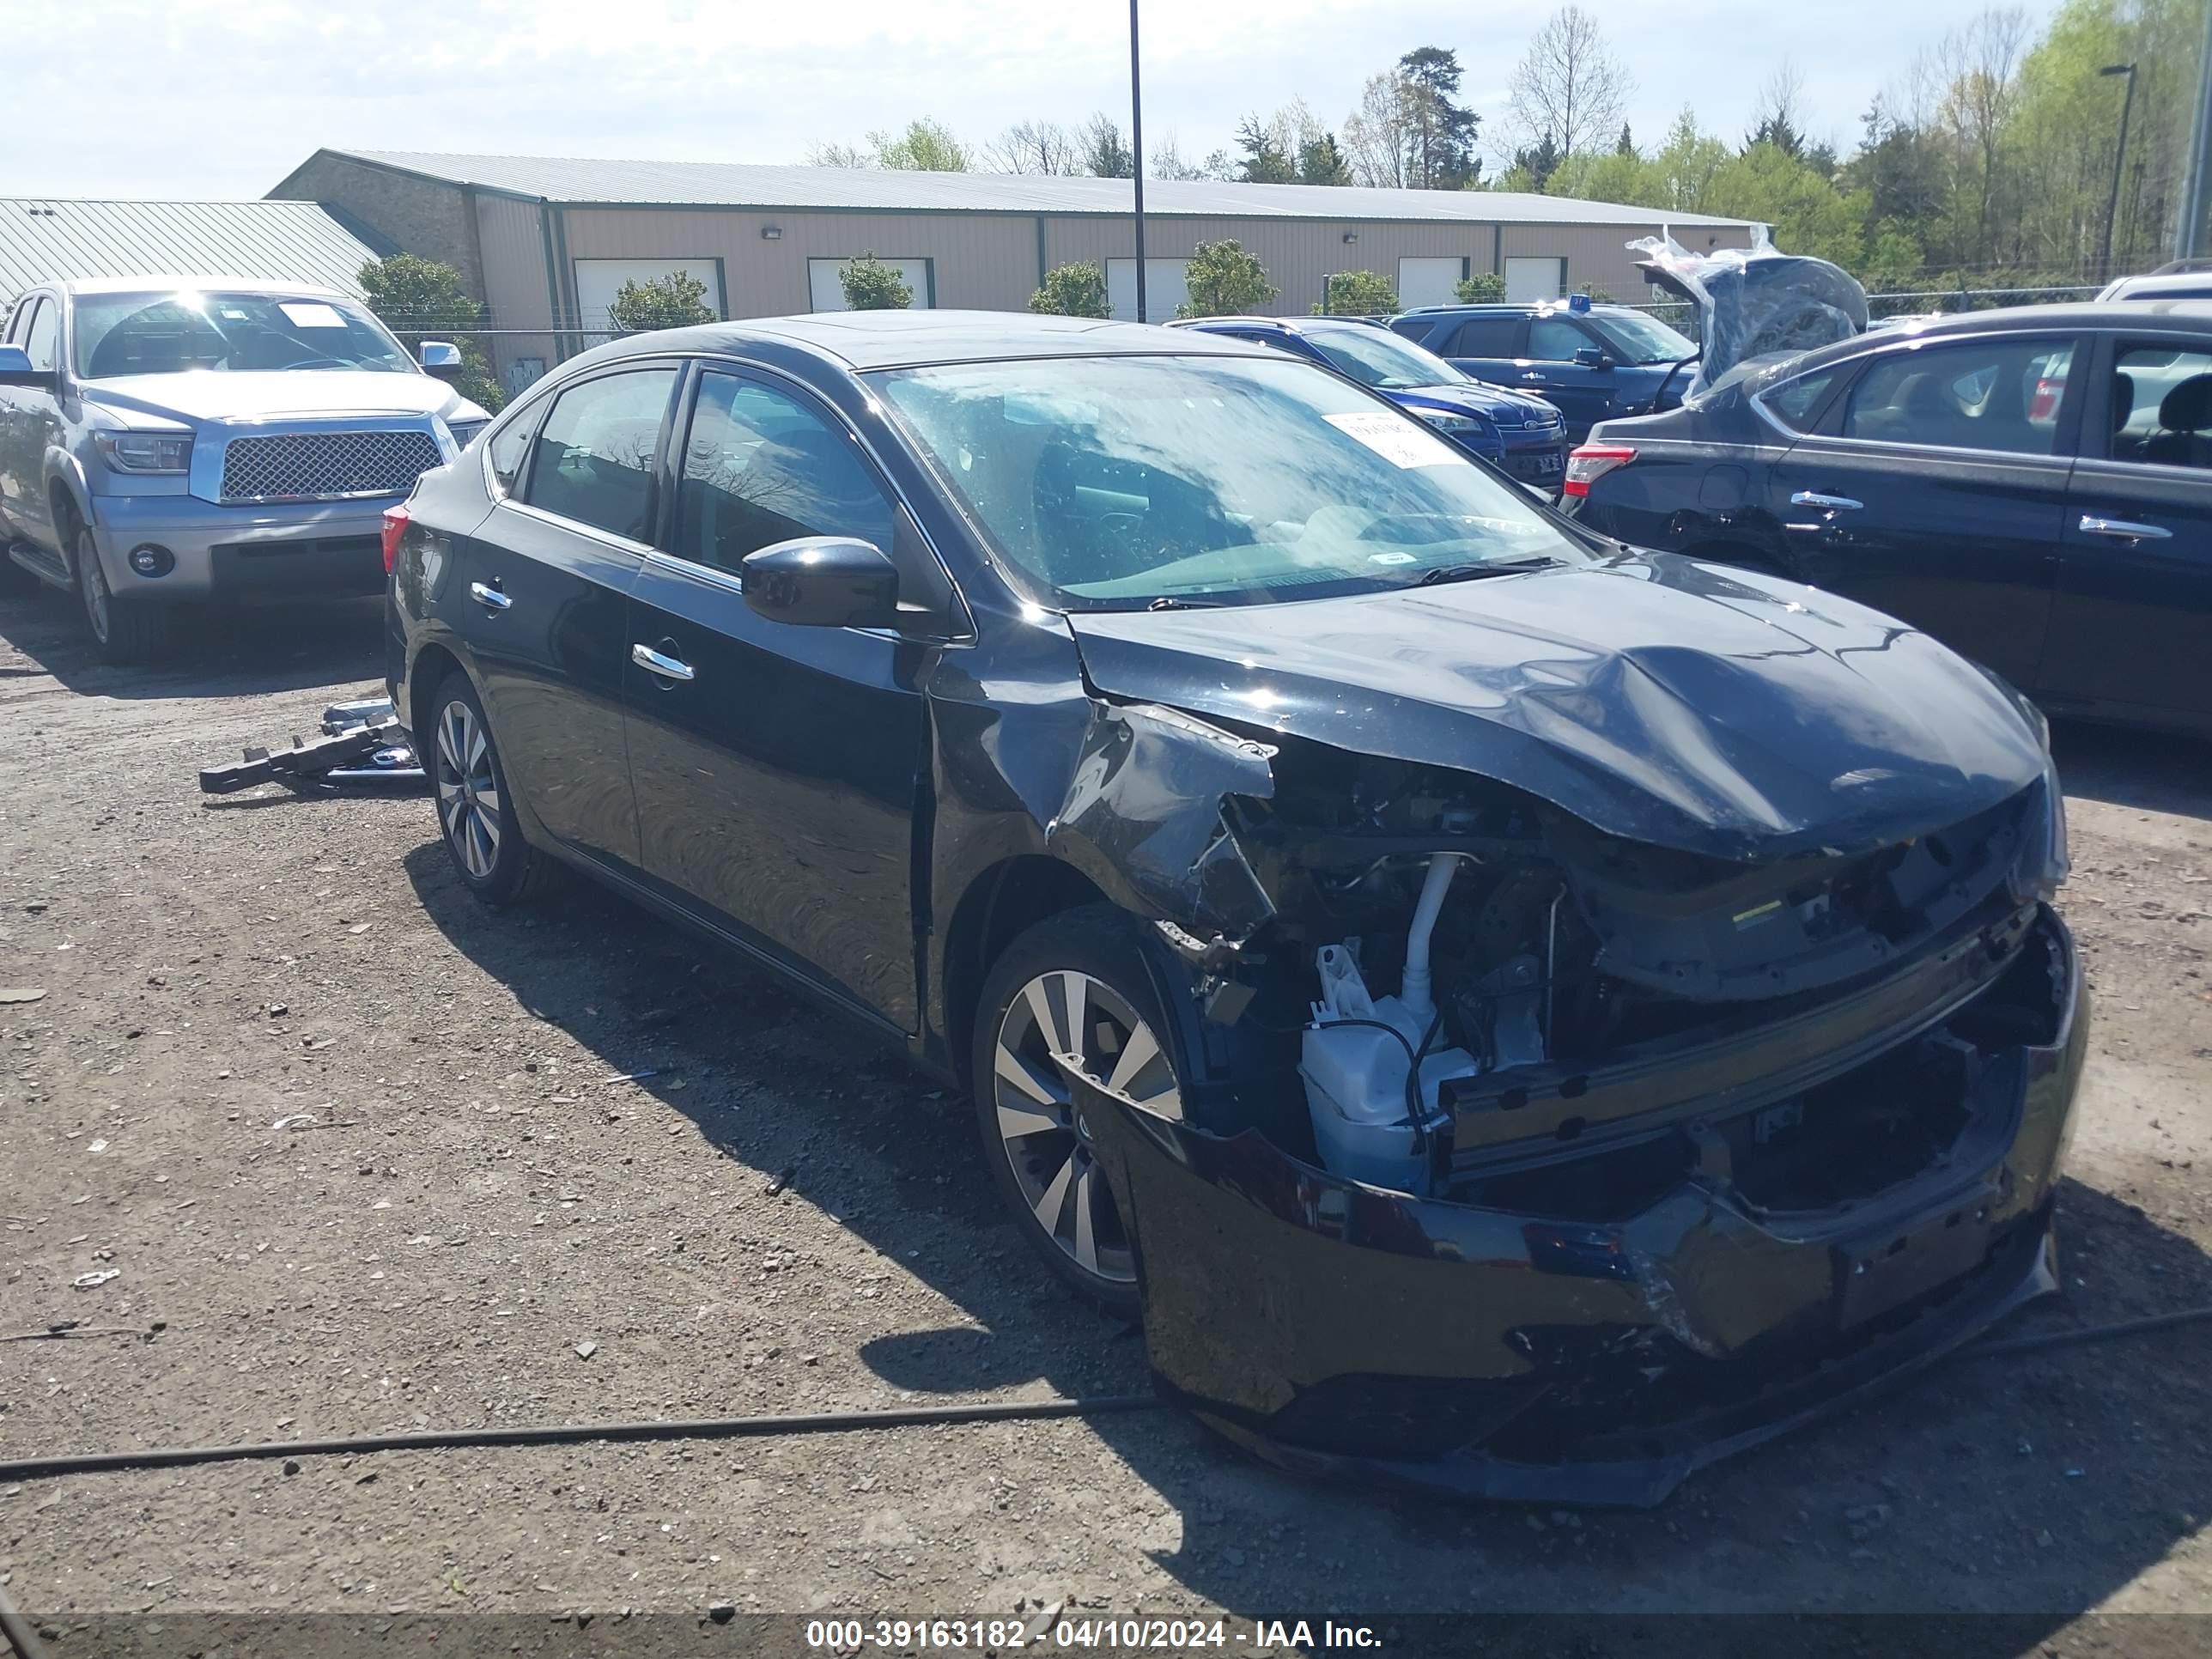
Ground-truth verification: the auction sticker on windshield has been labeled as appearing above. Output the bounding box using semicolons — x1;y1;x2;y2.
1325;410;1468;469
277;302;349;330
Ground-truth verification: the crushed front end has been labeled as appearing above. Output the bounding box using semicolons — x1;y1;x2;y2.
1074;734;2084;1506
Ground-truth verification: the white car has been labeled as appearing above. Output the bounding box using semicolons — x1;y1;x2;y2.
0;276;489;660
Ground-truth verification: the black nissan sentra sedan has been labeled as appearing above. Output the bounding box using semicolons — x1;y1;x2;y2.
383;312;2083;1506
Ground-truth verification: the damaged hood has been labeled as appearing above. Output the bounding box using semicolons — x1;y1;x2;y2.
1064;554;2046;861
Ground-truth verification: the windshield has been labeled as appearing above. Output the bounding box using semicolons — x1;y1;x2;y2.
1302;326;1464;391
1584;310;1697;365
876;355;1588;612
71;289;416;379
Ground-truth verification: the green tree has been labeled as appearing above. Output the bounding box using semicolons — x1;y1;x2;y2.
606;270;714;333
867;118;970;172
1029;262;1111;318
1454;271;1506;302
839;254;913;310
356;254;503;412
1299;131;1352;185
1236;113;1297;184
1175;240;1278;318
1318;270;1399;314
1079;113;1134;179
1397;46;1482;189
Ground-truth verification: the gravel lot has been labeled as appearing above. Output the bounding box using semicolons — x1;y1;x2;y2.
3;583;2211;1656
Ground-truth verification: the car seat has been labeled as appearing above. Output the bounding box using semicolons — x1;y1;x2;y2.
2145;374;2212;469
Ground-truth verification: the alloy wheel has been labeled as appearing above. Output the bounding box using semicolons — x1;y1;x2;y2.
434;699;502;880
76;532;111;645
990;969;1181;1286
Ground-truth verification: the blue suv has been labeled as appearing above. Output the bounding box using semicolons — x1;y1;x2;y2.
1166;315;1568;489
1389;297;1699;441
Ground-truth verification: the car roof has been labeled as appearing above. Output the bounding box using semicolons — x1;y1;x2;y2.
1167;314;1381;337
1398;301;1635;317
2101;271;2212;300
566;308;1272;372
52;275;353;299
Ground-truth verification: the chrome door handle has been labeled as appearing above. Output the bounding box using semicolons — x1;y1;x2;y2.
1790;490;1863;511
631;642;695;682
2079;514;2172;540
467;580;510;611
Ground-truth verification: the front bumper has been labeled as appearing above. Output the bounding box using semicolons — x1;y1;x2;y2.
1081;904;2086;1507
88;493;398;602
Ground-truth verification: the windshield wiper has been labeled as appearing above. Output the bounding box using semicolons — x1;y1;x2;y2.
1417;558;1563;585
1144;595;1224;611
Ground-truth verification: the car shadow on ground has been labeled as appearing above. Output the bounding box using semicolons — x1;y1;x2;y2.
2053;718;2212;819
401;836;2212;1641
0;585;384;701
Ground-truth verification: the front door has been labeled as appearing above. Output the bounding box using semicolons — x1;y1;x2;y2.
461;359;683;872
2042;337;2212;725
623;365;927;1028
1516;312;1616;438
0;295;64;550
1762;331;2081;691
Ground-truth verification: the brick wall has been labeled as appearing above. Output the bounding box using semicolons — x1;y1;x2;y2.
267;153;484;298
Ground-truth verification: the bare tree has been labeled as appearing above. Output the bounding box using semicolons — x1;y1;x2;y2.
986;120;1080;176
1747;57;1807;151
1341;72;1413;188
809;143;870;167
1149;133;1208;181
1934;6;2029;259
1078;112;1134;179
1504;5;1634;161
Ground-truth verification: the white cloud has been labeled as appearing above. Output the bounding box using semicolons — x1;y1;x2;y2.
3;0;2049;198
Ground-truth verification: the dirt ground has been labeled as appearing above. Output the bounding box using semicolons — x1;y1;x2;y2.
3;580;2212;1657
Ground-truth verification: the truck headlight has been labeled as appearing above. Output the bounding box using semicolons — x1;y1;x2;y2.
94;431;192;474
447;419;489;450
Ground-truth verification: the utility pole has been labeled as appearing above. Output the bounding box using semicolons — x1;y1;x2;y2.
2180;2;2212;264
2098;63;2137;284
1129;0;1147;322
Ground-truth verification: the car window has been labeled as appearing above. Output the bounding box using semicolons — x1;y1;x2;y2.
1527;316;1589;362
485;397;548;498
673;371;896;574
21;300;58;373
1840;337;2076;457
520;366;678;542
1759;368;1842;433
1442;316;1521;357
69;289;413;378
3;297;30;346
2110;344;2212;470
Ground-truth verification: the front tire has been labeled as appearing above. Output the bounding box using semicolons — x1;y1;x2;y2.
429;672;550;907
971;905;1188;1316
74;525;173;661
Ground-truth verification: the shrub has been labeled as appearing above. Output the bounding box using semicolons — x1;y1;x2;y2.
1317;270;1399;315
1029;262;1111;318
1174;240;1277;319
607;270;715;332
840;254;913;310
356;254;504;411
1453;271;1506;303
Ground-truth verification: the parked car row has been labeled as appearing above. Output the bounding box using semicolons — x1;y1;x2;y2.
0;276;489;659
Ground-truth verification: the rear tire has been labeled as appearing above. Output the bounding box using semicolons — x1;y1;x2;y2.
428;671;552;908
73;525;173;661
971;904;1189;1316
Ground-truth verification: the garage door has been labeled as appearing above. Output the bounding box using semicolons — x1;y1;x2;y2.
1106;258;1191;323
572;258;723;335
1504;257;1567;302
1396;258;1467;309
808;258;934;312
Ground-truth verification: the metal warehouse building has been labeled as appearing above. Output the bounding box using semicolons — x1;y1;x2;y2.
0;197;392;307
271;149;1759;393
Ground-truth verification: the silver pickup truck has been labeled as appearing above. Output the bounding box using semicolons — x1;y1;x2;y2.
0;276;490;660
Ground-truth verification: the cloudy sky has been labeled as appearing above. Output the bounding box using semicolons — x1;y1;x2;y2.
9;0;2054;199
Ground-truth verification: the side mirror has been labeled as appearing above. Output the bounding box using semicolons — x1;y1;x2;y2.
740;538;900;629
1573;346;1613;370
0;343;56;389
419;340;463;379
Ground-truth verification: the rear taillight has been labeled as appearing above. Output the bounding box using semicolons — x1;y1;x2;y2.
1563;445;1636;498
380;503;410;574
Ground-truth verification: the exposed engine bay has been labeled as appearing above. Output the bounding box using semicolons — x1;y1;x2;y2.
1190;737;2063;1207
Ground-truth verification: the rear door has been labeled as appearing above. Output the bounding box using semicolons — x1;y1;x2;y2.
622;364;928;1028
1762;330;2079;691
2041;334;2212;725
1431;312;1528;388
460;359;682;872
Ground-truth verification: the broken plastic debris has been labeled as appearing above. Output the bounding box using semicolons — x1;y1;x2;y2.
0;988;47;1005
574;1340;599;1359
71;1270;120;1291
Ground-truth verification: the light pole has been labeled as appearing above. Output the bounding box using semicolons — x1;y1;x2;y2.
2099;62;2138;283
1129;0;1147;322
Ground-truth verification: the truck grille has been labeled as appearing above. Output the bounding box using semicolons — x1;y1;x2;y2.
219;430;443;504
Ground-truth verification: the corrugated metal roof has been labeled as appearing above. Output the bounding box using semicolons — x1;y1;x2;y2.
0;199;386;309
327;149;1758;228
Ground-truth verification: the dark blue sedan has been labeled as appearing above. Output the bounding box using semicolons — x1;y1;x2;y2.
1168;314;1568;489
